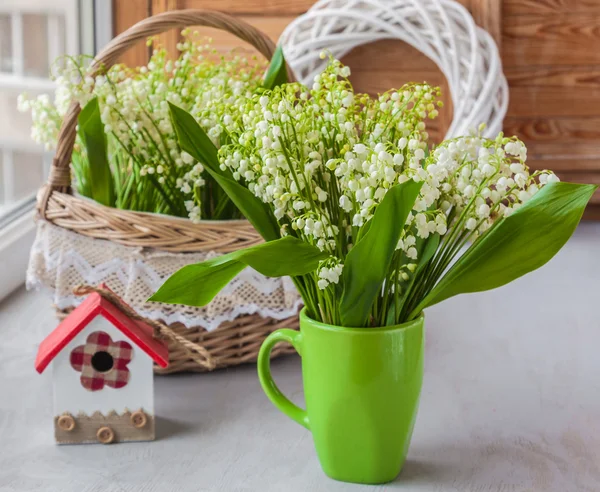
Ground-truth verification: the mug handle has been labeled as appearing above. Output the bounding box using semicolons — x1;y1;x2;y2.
257;329;310;430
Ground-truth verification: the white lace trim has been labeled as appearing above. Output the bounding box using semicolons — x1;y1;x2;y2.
27;220;301;331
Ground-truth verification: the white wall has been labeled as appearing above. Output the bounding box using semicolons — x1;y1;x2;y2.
0;0;80;297
52;315;155;416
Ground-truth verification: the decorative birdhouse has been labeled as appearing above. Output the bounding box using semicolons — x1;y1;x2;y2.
35;287;169;444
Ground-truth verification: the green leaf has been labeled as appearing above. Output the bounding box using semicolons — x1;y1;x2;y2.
340;180;424;327
387;233;440;325
412;182;597;316
168;102;280;241
415;234;441;278
78;97;114;207
149;236;328;306
263;45;288;90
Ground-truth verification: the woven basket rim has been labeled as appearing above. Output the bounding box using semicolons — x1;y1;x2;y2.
69;191;255;226
41;190;264;253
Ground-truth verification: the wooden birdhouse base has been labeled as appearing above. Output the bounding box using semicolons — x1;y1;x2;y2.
54;410;155;444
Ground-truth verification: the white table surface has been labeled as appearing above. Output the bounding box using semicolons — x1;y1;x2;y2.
1;223;599;492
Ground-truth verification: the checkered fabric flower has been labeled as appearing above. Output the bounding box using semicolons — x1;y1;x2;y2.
70;331;133;391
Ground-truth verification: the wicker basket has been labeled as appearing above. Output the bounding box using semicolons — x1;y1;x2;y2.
36;9;299;374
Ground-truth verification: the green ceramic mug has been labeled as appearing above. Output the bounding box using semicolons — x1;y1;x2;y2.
257;308;425;484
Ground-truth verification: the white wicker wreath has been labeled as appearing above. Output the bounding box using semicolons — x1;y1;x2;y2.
280;0;508;139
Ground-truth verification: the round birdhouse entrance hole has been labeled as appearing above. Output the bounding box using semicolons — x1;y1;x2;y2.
91;351;114;372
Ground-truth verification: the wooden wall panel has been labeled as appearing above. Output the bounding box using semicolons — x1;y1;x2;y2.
502;2;600;212
152;0;183;55
503;14;600;67
112;0;151;66
526;158;600;173
505;116;600;186
507;87;600;118
519;141;600;160
192;15;291;51
505;0;600;15
470;0;502;47
507;66;600;88
179;0;313;14
504;118;600;147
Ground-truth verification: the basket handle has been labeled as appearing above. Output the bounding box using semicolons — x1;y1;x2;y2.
40;9;282;217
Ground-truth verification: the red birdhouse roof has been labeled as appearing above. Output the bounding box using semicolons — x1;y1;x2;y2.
35;291;169;373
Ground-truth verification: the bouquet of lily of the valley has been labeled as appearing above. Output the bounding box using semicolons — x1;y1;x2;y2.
151;57;595;328
18;32;268;220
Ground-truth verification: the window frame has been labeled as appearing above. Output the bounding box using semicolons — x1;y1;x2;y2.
0;0;112;301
